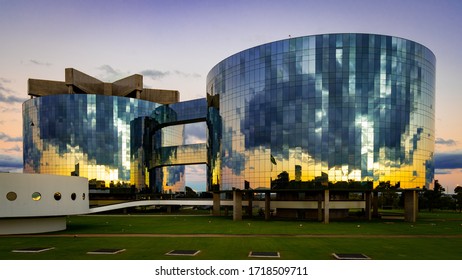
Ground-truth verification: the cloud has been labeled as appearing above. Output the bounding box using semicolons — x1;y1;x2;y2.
173;70;201;78
140;69;170;80
435;169;453;175
436;138;457;146
140;69;201;81
0;154;23;170
1;145;22;153
434;151;462;169
97;65;130;81
0;132;22;142
30;59;52;66
0;105;21;113
0;78;13;93
0;78;26;103
0;93;26;103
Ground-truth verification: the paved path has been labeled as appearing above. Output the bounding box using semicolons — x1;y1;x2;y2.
6;233;462;238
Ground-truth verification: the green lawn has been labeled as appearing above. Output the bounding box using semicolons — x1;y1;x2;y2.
1;211;462;260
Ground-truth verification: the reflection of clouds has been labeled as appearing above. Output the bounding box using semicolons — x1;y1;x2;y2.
222;126;246;176
184;122;206;144
23;95;157;182
185;164;206;179
240;49;423;177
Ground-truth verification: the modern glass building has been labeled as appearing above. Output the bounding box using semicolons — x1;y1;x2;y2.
23;34;436;193
23;69;189;191
207;33;435;190
23;94;158;184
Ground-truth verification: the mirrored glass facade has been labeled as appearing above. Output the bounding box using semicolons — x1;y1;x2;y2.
207;33;435;190
23;94;160;185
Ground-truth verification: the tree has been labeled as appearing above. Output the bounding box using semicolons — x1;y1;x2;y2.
423;180;445;212
454;186;462;212
185;186;198;198
376;181;400;209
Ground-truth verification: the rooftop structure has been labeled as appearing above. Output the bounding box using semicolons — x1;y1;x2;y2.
28;68;179;104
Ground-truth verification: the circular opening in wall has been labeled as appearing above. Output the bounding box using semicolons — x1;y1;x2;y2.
71;193;76;200
54;192;62;201
82;193;86;200
6;192;17;201
32;192;41;201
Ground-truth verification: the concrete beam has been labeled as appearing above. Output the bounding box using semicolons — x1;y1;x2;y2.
65;68;104;94
141;88;180;104
233;190;243;221
28;79;68;97
112;74;143;97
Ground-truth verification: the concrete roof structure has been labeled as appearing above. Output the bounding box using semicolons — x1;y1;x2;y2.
28;68;180;104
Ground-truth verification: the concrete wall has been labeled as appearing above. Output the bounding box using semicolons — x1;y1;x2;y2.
0;173;89;218
28;79;68;97
141;88;179;104
0;216;66;235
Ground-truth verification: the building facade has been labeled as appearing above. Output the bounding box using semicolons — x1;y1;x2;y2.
23;69;190;191
23;33;436;193
207;33;435;190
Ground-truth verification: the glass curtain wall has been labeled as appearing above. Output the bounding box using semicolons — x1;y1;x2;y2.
207;33;435;190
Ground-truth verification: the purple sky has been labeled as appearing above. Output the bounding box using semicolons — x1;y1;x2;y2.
1;0;461;192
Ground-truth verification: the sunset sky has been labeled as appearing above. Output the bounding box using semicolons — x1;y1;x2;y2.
1;0;461;192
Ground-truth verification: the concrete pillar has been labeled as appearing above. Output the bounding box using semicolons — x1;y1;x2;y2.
265;192;271;221
233;190;243;221
372;191;379;218
404;190;418;223
247;192;253;217
166;206;172;214
224;206;229;216
365;191;372;220
324;189;330;224
212;192;221;216
317;192;323;222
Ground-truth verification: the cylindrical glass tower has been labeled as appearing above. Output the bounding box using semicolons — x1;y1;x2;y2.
207;33;435;190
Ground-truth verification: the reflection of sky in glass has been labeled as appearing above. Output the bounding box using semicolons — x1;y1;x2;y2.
23;94;159;184
148;99;208;192
207;34;435;190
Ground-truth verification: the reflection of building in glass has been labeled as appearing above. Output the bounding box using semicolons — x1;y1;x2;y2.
23;34;436;193
207;33;435;190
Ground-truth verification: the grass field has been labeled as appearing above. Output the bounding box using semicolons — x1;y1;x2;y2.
1;211;462;260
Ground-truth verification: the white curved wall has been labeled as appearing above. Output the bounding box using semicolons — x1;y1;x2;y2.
0;173;89;218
